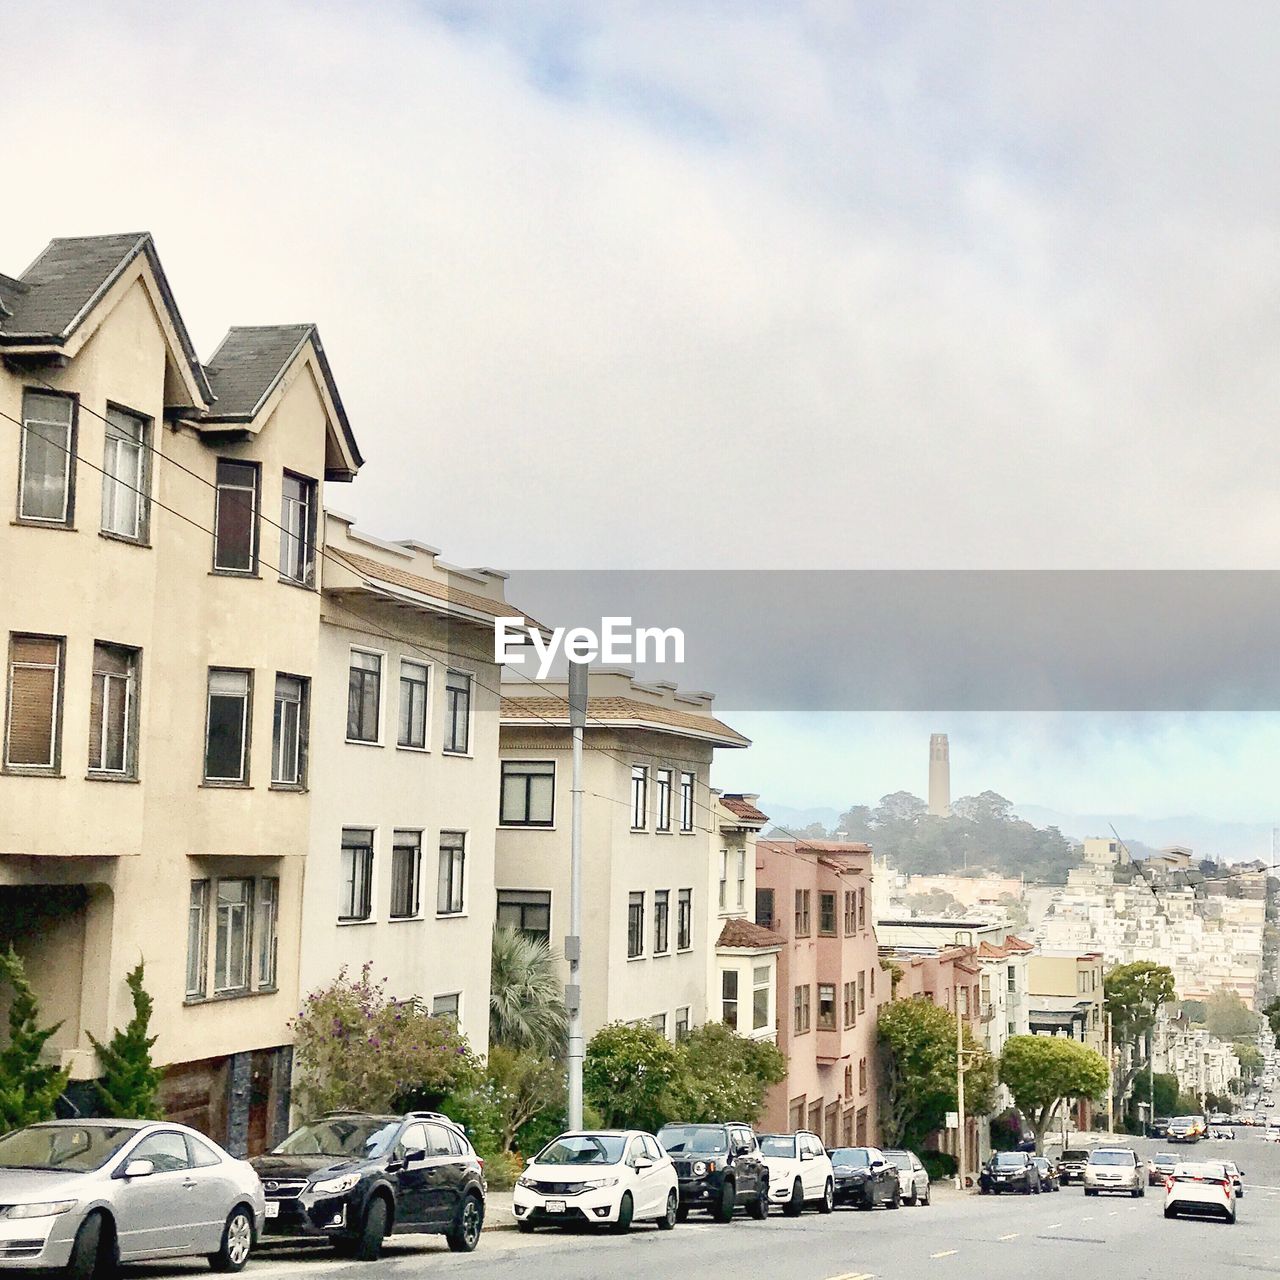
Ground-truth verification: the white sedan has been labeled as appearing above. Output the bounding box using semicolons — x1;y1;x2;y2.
757;1131;835;1215
1164;1161;1237;1224
514;1131;678;1233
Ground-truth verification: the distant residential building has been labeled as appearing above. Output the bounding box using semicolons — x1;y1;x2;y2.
1027;952;1106;1054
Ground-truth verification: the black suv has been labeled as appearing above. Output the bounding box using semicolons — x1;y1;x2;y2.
251;1111;486;1260
656;1122;769;1222
978;1150;1041;1195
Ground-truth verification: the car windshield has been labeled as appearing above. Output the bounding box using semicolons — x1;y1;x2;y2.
1171;1117;1198;1126
1174;1163;1224;1180
1061;1149;1087;1161
274;1117;400;1160
1153;1153;1176;1163
829;1148;871;1167
758;1136;797;1158
536;1135;626;1166
881;1150;909;1164
995;1152;1027;1167
1090;1151;1134;1166
1032;1157;1050;1168
0;1124;138;1173
658;1126;728;1154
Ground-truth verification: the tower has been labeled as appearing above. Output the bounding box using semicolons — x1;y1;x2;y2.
928;733;950;817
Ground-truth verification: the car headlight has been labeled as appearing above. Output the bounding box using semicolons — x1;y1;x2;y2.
516;1174;537;1189
580;1177;619;1191
309;1174;361;1196
4;1201;77;1219
692;1161;707;1176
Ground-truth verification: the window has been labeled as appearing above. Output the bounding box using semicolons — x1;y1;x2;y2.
444;670;471;753
398;660;429;749
817;983;836;1030
278;471;317;585
844;981;857;1027
627;892;645;957
437;832;466;915
132;1131;191;1174
213;878;253;994
718;850;728;911
500;760;555;826
17;390;75;525
5;634;63;770
736;850;747;909
654;889;670;953
655;768;672;830
677;888;692;950
630;765;648;829
795;889;811;937
859;1058;868;1094
101;406;149;540
675;1007;690;1040
819;891;837;936
204;669;251;783
271;674;307;786
793;984;811;1034
347;650;381;743
844;1065;853;1096
257;877;279;990
856;887;866;930
755;887;775;928
844;890;856;934
871;966;876;996
858;970;866;1014
213;460;259;573
339;828;374;921
390;831;422;918
496;889;552;943
753;965;770;1031
722;970;739;1029
88;642;137;776
679;771;695;832
187;880;209;998
432;993;460;1021
1007;965;1017;994
650;1012;667;1037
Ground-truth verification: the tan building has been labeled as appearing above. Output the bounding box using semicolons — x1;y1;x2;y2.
493;669;749;1040
1027;951;1106;1054
0;233;360;1150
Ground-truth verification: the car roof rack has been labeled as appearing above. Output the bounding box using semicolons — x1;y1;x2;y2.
404;1111;457;1123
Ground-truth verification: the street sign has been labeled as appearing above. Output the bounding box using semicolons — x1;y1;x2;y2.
945;1111;958;1129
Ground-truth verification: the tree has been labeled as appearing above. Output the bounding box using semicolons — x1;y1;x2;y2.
0;946;69;1130
1233;1042;1263;1083
583;1023;682;1132
877;999;995;1151
874;792;928;824
1104;962;1176;1104
665;1023;786;1124
485;1044;565;1154
951;791;1014;823
88;962;163;1119
1131;1071;1179;1120
489;928;567;1055
1263;997;1280;1049
1204;988;1258;1040
999;1035;1109;1153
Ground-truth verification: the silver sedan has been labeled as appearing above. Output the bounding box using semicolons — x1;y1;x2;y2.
0;1119;264;1277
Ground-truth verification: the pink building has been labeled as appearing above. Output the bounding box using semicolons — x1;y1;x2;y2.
755;840;887;1146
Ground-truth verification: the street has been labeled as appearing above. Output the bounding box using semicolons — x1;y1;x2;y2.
110;1133;1280;1280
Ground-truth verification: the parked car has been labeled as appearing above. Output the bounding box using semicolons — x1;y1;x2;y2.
1057;1148;1090;1185
1222;1160;1244;1198
1263;1123;1280;1144
881;1149;931;1206
1147;1151;1178;1186
251;1110;485;1260
1151;1117;1171;1138
0;1119;263;1278
756;1131;834;1216
1084;1147;1143;1197
513;1131;677;1233
1166;1116;1205;1143
827;1147;901;1209
657;1123;769;1222
1164;1161;1236;1224
978;1151;1041;1195
1031;1156;1060;1191
1207;1126;1235;1141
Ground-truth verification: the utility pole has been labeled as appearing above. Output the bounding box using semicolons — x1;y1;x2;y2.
956;988;966;1191
1148;1028;1155;1137
1106;1011;1114;1135
565;661;587;1131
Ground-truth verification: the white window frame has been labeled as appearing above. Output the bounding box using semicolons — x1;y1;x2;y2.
271;673;307;786
736;848;747;910
390;829;423;920
432;991;462;1023
278;470;316;585
212;877;254;995
257;876;279;990
346;647;384;745
212;459;259;574
722;969;739;1029
17;390;75;525
89;642;138;776
679;771;695;833
101;405;149;541
437;830;466;916
753;964;771;1031
718;849;728;912
655;768;672;831
499;759;556;827
397;659;431;751
339;827;376;922
5;634;64;771
443;669;473;755
204;668;252;784
186;879;210;999
630;765;648;830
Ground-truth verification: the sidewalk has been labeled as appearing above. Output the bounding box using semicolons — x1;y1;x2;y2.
485;1191;516;1231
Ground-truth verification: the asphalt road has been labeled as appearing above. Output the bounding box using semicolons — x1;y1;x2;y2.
121;1131;1280;1280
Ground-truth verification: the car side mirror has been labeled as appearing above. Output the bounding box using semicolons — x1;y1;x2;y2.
800;1150;813;1162
633;1158;653;1171
870;1159;885;1171
735;1144;753;1156
403;1148;427;1165
118;1158;155;1179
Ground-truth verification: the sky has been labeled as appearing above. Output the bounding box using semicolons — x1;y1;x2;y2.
5;1;1280;827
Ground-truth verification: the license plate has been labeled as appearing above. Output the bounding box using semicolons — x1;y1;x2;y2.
264;1203;279;1219
545;1199;566;1215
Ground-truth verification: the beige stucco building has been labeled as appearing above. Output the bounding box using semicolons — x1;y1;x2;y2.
0;233;360;1151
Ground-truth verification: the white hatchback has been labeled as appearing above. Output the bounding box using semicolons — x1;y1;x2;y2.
514;1131;678;1233
757;1131;835;1216
1164;1161;1237;1224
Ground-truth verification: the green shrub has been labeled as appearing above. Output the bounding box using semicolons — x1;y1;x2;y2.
920;1150;957;1182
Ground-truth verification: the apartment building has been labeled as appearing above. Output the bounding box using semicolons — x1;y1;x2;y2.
1027;952;1106;1054
493;668;749;1040
755;839;885;1147
0;233;360;1151
298;514;526;1050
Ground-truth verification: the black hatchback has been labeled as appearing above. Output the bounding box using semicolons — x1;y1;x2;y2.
657;1123;769;1222
251;1111;486;1260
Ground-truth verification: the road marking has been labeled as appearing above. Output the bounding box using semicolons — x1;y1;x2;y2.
1046;1222;1062;1229
997;1233;1019;1241
1081;1215;1093;1220
1108;1211;1118;1217
930;1250;958;1259
828;1274;873;1280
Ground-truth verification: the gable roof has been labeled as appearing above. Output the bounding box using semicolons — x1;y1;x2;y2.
0;233;211;404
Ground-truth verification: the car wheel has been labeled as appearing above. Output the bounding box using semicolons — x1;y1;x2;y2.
784;1179;804;1217
446;1192;483;1253
658;1189;678;1230
712;1179;736;1224
889;1184;901;1210
209;1206;254;1273
611;1192;634;1234
921;1181;931;1206
818;1179;835;1215
355;1195;389;1262
1226;1209;1236;1225
746;1182;769;1221
905;1182;917;1207
66;1211;106;1280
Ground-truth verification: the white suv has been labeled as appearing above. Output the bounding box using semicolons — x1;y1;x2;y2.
757;1131;835;1216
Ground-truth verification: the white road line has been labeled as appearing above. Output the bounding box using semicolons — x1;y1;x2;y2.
828;1273;873;1280
1081;1215;1093;1220
1108;1211;1118;1217
1046;1222;1062;1229
997;1233;1019;1241
930;1250;958;1259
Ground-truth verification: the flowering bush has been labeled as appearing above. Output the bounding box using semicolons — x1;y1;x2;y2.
291;964;475;1117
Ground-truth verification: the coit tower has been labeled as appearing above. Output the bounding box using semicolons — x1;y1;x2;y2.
928;733;950;817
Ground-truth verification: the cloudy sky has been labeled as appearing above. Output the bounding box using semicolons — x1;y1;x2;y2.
7;2;1280;830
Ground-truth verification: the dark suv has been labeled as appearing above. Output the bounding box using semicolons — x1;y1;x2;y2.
1057;1148;1090;1185
978;1151;1041;1195
251;1111;485;1260
656;1123;769;1222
